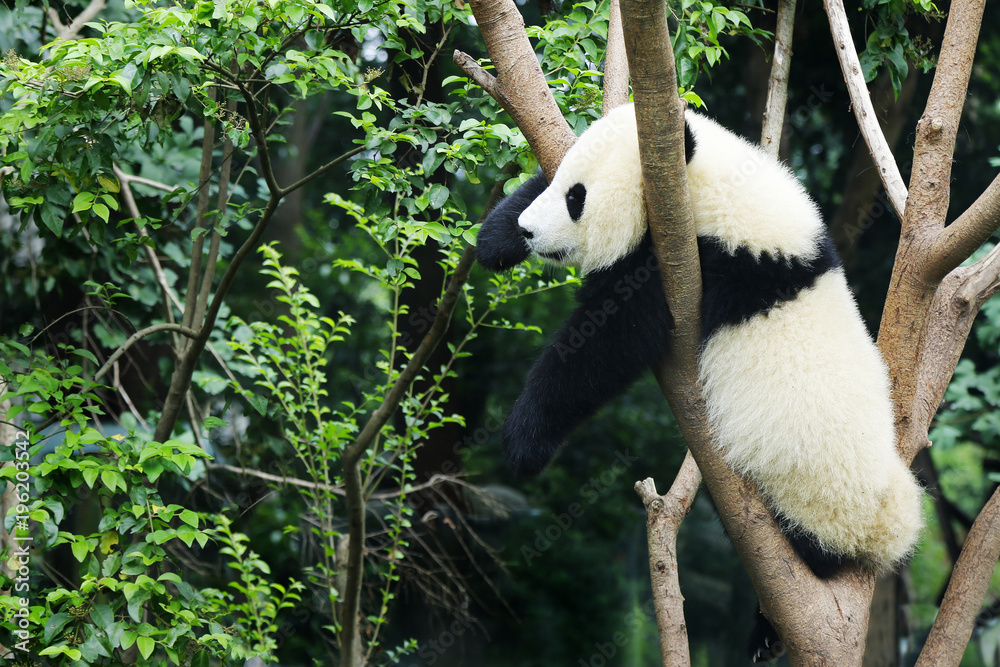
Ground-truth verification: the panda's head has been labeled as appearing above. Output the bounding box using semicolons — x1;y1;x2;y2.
518;104;646;274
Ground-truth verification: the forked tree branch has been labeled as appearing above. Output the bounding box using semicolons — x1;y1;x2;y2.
460;0;577;178
929;172;1000;281
823;0;907;218
634;453;701;667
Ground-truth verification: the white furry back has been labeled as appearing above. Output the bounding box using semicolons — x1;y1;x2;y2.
699;270;923;567
685;112;825;260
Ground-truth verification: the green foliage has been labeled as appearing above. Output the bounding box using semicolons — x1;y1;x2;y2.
669;0;768;107
857;0;942;95
0;341;297;664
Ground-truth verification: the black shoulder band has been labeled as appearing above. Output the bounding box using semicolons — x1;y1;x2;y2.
699;234;842;340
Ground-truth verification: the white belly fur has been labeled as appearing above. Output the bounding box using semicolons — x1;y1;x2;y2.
699;269;923;568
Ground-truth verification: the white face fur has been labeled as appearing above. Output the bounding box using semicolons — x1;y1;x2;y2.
517;103;827;273
517;106;646;274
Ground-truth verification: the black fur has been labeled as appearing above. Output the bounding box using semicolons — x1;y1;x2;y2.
566;183;586;221
502;235;669;475
699;234;842;340
476;172;548;271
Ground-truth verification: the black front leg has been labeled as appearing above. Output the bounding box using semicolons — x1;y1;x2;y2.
504;236;671;476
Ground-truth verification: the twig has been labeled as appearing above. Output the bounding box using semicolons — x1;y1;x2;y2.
823;0;907;218
94;323;199;381
760;0;795;157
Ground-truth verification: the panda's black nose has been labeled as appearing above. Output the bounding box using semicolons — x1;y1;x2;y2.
520;227;533;240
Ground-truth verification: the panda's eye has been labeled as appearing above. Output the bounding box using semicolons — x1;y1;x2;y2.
566;183;586;222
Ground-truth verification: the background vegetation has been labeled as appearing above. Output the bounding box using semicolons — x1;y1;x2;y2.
0;0;998;665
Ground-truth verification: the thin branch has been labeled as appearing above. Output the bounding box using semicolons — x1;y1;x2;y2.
280;145;365;197
603;0;630;115
94;323;199;382
915;486;1000;667
634;452;701;667
823;0;907;218
339;245;478;666
760;0;795;157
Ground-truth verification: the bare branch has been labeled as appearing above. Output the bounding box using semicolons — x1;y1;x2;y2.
94;323;199;382
47;0;106;41
453;51;499;96
915;485;1000;667
760;0;795;157
603;0;630;115
635;452;701;667
823;0;907;218
877;0;986;461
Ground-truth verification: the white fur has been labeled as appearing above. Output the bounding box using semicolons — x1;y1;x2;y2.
518;108;645;273
700;270;922;566
523;103;923;568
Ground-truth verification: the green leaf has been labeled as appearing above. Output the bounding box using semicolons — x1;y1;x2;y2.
137;636;155;660
428;183;449;209
72;192;96;213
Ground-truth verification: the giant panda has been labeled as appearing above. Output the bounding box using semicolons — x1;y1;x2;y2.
476;102;923;583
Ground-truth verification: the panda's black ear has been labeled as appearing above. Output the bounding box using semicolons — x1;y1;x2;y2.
684;122;696;164
476;172;548;272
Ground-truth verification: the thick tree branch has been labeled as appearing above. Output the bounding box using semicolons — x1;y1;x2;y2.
929;172;1000;280
876;0;986;462
635;453;701;667
760;0;795;157
823;0;907;218
905;0;985;235
463;0;577;178
915;486;1000;667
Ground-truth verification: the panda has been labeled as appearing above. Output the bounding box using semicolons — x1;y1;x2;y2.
476;103;923;581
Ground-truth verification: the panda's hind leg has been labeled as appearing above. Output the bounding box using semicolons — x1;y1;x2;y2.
783;525;848;579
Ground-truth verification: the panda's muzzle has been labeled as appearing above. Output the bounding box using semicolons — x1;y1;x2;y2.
538;249;570;262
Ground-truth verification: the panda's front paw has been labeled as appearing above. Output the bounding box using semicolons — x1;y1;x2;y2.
502;415;560;477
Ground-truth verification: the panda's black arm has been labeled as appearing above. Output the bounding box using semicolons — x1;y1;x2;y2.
476;172;547;272
503;236;670;476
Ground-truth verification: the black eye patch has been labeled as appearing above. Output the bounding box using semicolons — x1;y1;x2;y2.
566;183;586;221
